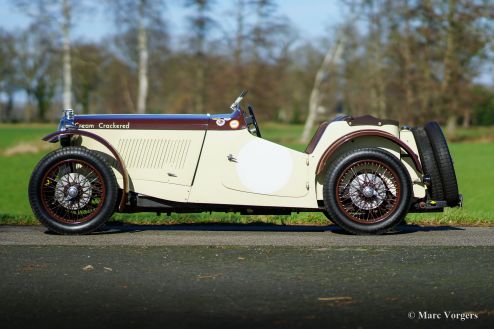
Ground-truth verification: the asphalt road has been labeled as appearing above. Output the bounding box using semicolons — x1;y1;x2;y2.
1;225;493;329
1;224;493;246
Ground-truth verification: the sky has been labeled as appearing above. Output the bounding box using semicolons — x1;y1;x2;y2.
0;0;344;42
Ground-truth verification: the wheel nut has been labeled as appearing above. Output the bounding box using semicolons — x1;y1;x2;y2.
67;186;79;198
362;186;375;198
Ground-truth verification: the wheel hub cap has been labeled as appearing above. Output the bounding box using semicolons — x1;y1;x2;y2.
55;173;92;210
362;186;375;198
349;173;387;210
67;186;79;198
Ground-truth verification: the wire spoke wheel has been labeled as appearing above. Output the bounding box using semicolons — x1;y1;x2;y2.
30;147;118;234
40;159;106;225
323;148;412;235
336;160;401;224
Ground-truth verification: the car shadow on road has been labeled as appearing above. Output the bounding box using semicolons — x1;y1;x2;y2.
91;222;465;235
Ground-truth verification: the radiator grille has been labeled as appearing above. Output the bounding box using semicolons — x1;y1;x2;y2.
117;138;191;169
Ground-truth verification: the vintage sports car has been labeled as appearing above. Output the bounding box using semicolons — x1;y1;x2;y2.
28;91;462;235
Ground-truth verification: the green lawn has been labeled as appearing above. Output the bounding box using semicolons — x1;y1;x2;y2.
0;124;54;150
406;143;494;225
0;123;492;226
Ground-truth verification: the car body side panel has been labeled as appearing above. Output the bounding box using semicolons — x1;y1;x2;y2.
221;132;309;198
310;122;400;162
399;129;426;198
77;129;206;201
189;129;318;208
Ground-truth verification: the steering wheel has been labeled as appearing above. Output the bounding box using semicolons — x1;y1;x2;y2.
247;105;262;138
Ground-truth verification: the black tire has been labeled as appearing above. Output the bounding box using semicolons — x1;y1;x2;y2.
424;121;460;206
323;148;412;235
411;127;444;200
28;147;118;235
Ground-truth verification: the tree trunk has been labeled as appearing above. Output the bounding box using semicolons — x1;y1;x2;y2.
441;0;458;134
369;4;386;119
137;0;149;114
376;75;387;118
446;115;457;137
4;92;14;122
62;0;72;110
302;88;321;144
123;77;136;114
462;108;471;127
234;0;245;92
301;35;345;143
194;59;205;114
401;1;414;124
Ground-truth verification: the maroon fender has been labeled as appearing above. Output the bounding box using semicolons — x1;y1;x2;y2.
315;129;423;175
42;130;129;211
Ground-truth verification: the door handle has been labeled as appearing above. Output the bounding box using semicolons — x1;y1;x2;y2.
227;154;237;162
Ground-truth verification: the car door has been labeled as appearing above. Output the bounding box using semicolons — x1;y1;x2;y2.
221;132;309;198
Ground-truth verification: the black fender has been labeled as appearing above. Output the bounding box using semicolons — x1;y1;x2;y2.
42;130;129;211
315;129;423;175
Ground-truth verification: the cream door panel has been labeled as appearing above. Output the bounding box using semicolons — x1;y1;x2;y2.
222;137;309;198
188;130;318;208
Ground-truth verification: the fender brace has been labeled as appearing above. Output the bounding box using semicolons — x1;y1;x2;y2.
42;130;129;211
315;129;423;175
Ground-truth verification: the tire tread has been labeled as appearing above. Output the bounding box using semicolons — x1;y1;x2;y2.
424;122;459;206
411;127;444;200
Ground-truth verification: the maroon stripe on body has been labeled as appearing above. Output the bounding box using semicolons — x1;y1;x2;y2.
75;118;209;130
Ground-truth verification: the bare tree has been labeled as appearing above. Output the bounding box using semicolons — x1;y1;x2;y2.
0;29;18;121
107;0;165;114
184;0;216;113
442;0;459;135
72;42;106;114
15;26;57;121
62;0;72;110
234;0;245;91
301;32;346;143
244;0;294;119
136;0;149;114
14;0;76;111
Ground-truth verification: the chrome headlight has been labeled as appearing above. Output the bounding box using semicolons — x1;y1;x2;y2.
58;109;76;131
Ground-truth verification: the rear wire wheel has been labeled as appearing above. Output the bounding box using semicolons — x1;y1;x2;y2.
29;147;118;234
323;148;412;235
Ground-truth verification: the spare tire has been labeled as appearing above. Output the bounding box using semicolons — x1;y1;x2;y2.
424;121;460;206
411;127;444;200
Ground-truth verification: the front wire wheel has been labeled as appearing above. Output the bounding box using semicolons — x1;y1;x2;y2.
323;148;412;235
29;147;118;235
41;159;106;225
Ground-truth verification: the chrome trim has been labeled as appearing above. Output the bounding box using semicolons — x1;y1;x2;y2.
58;108;76;132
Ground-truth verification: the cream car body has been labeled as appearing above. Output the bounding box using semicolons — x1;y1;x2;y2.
31;92;460;235
69;113;425;210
